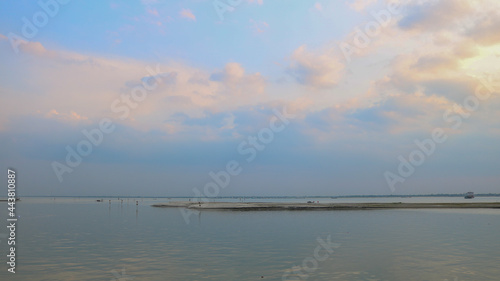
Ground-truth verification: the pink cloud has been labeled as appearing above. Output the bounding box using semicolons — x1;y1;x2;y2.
45;110;89;123
348;0;377;11
210;62;266;96
141;0;158;4
249;19;269;33
147;7;159;17
248;0;264;4
314;2;323;11
19;41;50;56
179;9;196;21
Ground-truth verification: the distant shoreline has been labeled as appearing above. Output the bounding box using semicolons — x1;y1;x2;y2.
152;201;500;210
8;193;500;199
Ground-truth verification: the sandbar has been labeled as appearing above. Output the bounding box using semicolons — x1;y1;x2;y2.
151;201;500;210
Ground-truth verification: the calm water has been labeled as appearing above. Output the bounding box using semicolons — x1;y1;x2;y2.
1;197;499;280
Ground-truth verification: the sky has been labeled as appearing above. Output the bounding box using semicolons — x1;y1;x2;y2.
0;0;499;197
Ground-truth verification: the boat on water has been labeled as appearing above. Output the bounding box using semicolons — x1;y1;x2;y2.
464;192;475;199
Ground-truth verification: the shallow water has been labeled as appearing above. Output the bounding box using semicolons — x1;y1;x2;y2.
1;197;499;280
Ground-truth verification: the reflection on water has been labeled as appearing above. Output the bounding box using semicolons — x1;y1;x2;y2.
0;197;499;280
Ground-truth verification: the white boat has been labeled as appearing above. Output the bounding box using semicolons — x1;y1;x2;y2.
464;192;474;199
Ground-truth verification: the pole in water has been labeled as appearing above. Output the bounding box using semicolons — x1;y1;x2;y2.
136;201;138;206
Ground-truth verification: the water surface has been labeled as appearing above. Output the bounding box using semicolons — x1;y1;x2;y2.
0;197;499;280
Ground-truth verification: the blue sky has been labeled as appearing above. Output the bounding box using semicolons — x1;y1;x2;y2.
0;0;499;196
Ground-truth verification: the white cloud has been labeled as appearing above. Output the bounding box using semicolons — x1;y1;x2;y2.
0;39;274;136
287;45;345;89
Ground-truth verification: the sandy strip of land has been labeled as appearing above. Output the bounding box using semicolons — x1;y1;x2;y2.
151;201;500;210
